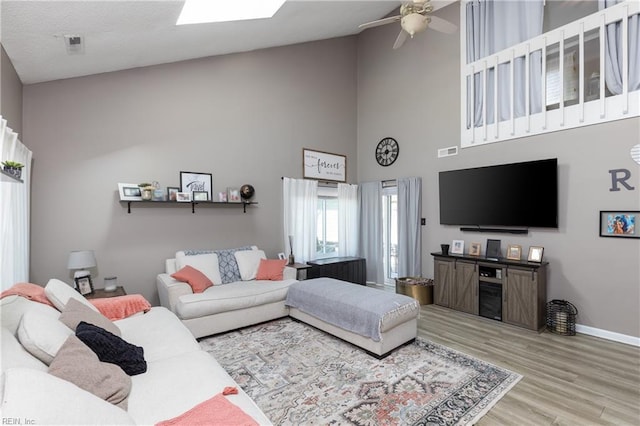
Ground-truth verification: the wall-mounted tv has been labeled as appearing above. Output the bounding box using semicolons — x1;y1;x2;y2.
439;158;558;228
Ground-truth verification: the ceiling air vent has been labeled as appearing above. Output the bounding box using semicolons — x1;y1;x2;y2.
64;35;84;55
438;146;458;158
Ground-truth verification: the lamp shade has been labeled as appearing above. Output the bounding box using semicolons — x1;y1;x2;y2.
67;250;97;270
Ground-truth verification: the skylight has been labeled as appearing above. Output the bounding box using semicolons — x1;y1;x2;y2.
176;0;286;25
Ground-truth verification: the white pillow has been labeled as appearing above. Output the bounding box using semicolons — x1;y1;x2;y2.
176;252;222;285
1;327;48;372
17;308;72;365
44;278;98;312
234;249;267;281
1;368;136;425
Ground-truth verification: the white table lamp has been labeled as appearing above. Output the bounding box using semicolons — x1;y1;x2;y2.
67;250;97;279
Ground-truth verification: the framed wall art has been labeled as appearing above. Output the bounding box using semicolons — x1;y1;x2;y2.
599;211;639;239
180;171;213;201
118;183;142;201
507;244;522;260
302;148;346;182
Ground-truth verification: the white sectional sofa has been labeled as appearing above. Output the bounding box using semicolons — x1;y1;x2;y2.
156;246;297;338
0;280;271;425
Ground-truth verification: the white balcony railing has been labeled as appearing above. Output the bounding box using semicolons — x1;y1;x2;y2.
461;1;639;147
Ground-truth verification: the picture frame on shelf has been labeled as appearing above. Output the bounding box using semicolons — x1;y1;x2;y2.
176;192;192;202
469;242;482;256
506;244;522;260
599;211;639;239
451;239;464;255
277;252;286;260
74;276;94;296
180;171;213;201
193;191;209;201
227;187;241;203
167;187;180;201
152;189;165;201
217;191;228;202
527;246;544;262
118;183;142;201
302;148;347;182
486;239;501;259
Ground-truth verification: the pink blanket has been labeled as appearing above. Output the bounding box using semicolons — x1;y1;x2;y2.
0;283;55;307
155;388;258;426
89;295;151;321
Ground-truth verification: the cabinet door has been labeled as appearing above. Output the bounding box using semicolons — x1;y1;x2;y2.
434;259;453;307
452;261;478;315
503;268;537;329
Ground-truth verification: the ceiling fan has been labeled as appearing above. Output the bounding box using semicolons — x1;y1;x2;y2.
359;0;457;49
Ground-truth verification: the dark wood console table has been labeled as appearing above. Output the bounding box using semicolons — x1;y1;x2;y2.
306;257;366;285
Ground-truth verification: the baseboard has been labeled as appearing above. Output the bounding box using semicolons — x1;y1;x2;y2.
576;323;640;347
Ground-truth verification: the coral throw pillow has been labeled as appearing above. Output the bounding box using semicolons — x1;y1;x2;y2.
171;265;213;293
255;259;288;281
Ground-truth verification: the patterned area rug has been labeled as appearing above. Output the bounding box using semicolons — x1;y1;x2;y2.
200;318;521;425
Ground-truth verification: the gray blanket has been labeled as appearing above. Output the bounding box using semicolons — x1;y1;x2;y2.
285;278;419;342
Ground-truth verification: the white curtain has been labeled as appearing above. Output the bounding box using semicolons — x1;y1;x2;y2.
397;177;422;278
337;183;358;257
1;117;32;290
282;177;317;263
358;181;383;284
600;0;640;95
466;0;544;127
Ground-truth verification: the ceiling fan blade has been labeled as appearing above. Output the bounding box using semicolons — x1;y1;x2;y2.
359;15;401;30
393;30;409;50
428;15;457;34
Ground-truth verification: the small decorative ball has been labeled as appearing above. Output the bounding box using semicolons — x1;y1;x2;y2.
240;184;255;201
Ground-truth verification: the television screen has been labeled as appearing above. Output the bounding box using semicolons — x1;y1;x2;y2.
439;158;558;228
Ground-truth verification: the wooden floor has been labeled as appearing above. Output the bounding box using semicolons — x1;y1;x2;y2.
418;304;640;425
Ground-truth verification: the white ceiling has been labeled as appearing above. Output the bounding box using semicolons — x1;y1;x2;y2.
1;0;456;85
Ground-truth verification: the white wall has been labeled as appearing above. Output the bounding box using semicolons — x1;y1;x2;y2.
356;2;640;338
23;37;358;305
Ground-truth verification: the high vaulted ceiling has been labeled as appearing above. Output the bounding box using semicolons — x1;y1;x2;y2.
1;0;456;85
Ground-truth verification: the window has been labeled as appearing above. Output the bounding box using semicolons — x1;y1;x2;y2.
316;194;339;258
382;188;398;286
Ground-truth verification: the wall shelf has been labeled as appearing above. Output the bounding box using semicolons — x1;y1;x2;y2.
121;200;257;214
1;168;23;183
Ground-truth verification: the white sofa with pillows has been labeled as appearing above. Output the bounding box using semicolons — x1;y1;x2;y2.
0;279;271;425
156;246;297;338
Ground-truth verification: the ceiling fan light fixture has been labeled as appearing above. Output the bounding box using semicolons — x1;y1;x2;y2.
177;0;286;25
401;13;428;37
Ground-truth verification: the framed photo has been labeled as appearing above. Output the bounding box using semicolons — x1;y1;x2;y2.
193;191;209;201
507;244;522;260
227;187;241;203
217;191;228;202
167;187;180;201
528;246;544;262
302;148;347;182
599;211;639;239
74;276;94;296
152;189;165;201
469;242;482;256
277;252;286;260
180;171;213;201
451;239;464;255
176;192;192;202
486;239;501;259
118;183;142;201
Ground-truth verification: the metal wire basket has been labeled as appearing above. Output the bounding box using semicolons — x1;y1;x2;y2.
546;299;578;335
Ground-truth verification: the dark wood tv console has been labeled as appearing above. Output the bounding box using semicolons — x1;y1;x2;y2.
431;252;547;331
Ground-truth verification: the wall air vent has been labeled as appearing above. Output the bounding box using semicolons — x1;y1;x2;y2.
438;146;458;158
64;35;85;55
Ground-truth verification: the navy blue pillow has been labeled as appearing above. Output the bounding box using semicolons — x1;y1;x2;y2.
76;321;146;376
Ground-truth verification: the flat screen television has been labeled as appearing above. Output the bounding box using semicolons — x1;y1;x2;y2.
439;158;558;228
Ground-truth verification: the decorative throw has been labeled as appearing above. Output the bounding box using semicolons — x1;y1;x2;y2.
1;282;55;307
75;321;147;376
59;298;121;336
49;335;131;410
89;294;151;321
184;246;252;284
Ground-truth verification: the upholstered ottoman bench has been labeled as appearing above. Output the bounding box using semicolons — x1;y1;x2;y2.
285;278;420;358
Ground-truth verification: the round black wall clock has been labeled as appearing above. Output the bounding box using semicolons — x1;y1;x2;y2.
375;137;399;166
